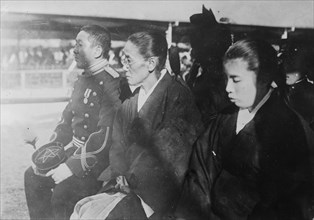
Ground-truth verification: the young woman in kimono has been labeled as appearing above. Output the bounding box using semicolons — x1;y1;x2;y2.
175;39;314;220
70;31;203;220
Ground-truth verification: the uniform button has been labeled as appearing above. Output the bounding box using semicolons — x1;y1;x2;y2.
70;99;72;103
72;110;75;114
93;92;97;96
99;81;104;85
85;113;89;118
90;103;94;107
84;125;88;129
81;136;86;141
72;118;75;122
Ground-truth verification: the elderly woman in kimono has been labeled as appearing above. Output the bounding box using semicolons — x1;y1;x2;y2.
175;39;314;220
70;31;203;220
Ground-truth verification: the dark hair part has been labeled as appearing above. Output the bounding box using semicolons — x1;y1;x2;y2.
223;39;279;86
80;25;111;59
127;31;168;72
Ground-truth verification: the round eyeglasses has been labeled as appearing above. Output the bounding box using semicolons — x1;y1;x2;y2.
121;55;139;68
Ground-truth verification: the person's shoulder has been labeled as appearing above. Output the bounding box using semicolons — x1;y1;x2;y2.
104;65;120;78
97;66;120;80
260;89;302;126
96;67;121;87
167;74;193;95
291;79;314;91
303;80;314;92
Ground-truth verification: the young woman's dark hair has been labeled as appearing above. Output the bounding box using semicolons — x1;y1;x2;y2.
127;31;168;72
223;39;279;86
80;25;111;59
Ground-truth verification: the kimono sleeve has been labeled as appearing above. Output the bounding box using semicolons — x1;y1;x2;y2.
175;118;222;220
152;85;203;184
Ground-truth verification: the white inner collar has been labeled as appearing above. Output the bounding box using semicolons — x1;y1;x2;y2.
137;69;167;112
236;88;273;134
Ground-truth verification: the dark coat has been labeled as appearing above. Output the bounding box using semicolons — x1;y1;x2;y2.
284;79;314;130
50;66;121;178
102;72;204;216
176;90;314;220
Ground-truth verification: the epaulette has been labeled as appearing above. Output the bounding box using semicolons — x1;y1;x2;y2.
104;66;120;79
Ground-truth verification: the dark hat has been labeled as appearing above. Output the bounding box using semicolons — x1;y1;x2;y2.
32;142;66;175
190;5;218;27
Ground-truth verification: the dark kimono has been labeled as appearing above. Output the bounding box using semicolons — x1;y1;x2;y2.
102;72;204;218
176;90;314;220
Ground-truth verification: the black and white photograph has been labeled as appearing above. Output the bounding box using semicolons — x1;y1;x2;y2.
1;1;314;219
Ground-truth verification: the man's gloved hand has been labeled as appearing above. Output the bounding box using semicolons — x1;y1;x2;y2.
46;163;73;184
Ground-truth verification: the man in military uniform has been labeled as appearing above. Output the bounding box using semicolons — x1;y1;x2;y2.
282;46;314;130
24;25;121;220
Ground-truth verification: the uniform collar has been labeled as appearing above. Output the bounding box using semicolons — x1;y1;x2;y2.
83;59;108;77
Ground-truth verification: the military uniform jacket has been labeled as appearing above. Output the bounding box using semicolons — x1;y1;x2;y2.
176;90;314;220
101;72;204;215
51;67;121;178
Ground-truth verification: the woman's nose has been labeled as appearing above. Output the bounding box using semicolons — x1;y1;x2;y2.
225;80;233;93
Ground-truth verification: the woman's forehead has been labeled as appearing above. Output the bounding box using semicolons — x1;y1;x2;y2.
224;58;248;71
123;41;140;57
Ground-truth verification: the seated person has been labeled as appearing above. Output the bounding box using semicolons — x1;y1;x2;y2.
70;31;203;220
175;39;314;220
24;25;121;220
282;47;314;130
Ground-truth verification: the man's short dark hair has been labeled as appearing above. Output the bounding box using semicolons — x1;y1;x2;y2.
81;25;111;59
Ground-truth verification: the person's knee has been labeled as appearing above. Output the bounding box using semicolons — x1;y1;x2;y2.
24;166;36;187
25;166;34;176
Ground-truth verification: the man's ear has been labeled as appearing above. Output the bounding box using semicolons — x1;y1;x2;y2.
94;45;103;59
148;57;158;72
